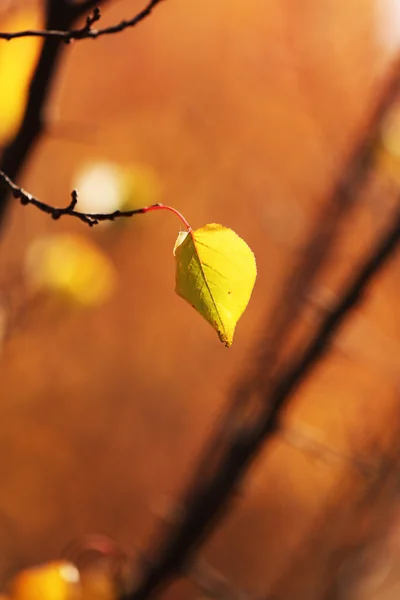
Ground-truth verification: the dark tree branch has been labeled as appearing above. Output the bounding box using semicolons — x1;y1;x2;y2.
163;52;400;503
0;169;161;226
0;0;91;227
0;0;163;42
125;204;400;600
120;52;400;600
253;49;400;373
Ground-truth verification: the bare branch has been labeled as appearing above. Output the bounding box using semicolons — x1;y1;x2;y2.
0;169;160;226
124;202;400;600
0;0;164;42
0;1;78;228
0;10;99;41
117;52;400;600
164;51;400;506
0;0;166;228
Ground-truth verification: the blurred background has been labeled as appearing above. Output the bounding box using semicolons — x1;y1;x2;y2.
1;0;400;598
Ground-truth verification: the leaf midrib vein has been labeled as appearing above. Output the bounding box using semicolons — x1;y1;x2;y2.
192;234;226;337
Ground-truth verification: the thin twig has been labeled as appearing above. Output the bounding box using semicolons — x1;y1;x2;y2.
0;0;91;227
0;0;163;42
0;0;165;228
0;169;160;226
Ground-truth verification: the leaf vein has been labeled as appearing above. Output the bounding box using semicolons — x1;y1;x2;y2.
192;235;225;337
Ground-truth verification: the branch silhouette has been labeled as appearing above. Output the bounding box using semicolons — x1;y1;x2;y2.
0;0;163;42
125;202;400;600
120;54;400;600
0;169;161;226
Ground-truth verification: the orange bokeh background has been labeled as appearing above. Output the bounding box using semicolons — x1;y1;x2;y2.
1;1;400;598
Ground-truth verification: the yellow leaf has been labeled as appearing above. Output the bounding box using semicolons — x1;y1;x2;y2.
9;561;80;600
174;223;257;347
0;7;43;143
25;234;116;307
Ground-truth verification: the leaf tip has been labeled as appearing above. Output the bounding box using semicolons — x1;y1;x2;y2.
217;329;233;348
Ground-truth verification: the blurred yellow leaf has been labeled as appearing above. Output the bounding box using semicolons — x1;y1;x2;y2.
174;224;257;347
25;233;117;307
9;561;80;600
0;7;43;143
7;562;119;600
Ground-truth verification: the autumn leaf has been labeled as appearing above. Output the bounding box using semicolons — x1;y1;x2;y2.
9;562;80;600
173;223;257;347
7;561;118;600
0;7;43;143
25;234;116;306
